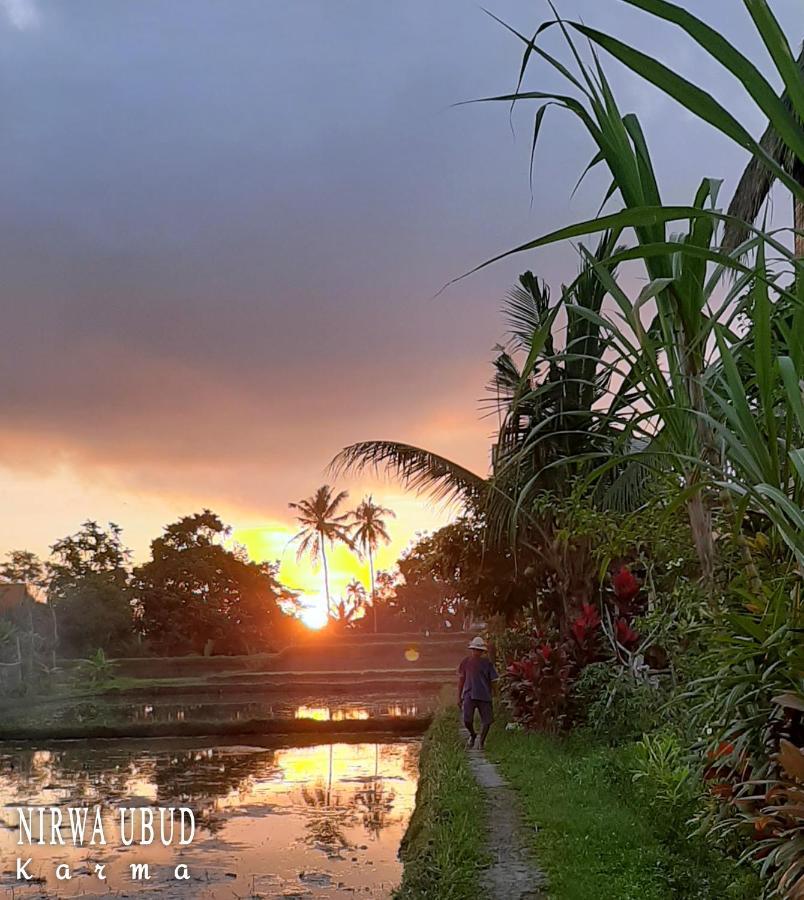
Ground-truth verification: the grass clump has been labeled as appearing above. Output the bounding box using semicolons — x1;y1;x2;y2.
486;728;759;900
395;705;486;900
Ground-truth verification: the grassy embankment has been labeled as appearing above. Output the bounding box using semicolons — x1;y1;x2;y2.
398;707;759;900
395;705;487;900
485;728;760;900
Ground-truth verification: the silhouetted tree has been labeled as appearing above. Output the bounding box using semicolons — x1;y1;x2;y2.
0;550;45;587
351;496;394;633
47;521;134;657
289;486;354;618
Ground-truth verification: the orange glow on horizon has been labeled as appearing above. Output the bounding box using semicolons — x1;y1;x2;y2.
233;489;457;623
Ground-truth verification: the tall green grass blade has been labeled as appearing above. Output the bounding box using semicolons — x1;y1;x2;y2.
752;242;778;472
742;0;804;115
570;21;804;201
622;0;804;160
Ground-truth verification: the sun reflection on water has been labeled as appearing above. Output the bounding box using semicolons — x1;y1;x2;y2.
0;739;420;898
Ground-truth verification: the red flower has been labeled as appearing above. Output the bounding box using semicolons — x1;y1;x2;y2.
571;620;586;644
709;782;734;800
615;617;639;648
571;603;601;645
707;741;735;761
580;602;601;628
612;565;639;602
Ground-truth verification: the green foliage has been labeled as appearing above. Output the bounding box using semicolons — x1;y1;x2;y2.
0;619;16;648
574;0;804;207
46;521;134;658
48;520;130;592
572;662;662;745
339;5;802;895
54;572;134;658
631;732;696;837
388;519;477;630
488;728;759;900
80;648;114;687
2;511;307;663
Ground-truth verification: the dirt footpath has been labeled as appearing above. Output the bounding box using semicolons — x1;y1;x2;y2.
466;746;546;900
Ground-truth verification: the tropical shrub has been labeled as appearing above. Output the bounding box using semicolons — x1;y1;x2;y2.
80;648;115;687
334;1;803;892
572;661;662;745
632;732;696;839
502;639;574;732
748;734;804;898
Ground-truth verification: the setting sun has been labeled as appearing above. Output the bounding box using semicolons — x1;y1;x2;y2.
297;595;329;630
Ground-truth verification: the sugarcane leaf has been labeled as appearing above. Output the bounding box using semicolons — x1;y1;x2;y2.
569;21;804;201
752;242;778;470
621;0;804;160
779;357;804;433
742;0;804;117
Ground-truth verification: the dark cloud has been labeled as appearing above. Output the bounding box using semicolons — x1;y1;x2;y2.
0;0;800;526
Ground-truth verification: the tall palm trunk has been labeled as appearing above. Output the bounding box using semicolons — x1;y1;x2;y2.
368;546;377;634
320;529;331;618
687;488;715;587
676;318;718;587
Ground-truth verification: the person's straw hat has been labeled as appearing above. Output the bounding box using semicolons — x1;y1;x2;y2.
468;636;488;651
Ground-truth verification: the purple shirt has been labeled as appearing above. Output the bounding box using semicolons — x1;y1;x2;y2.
458;655;498;702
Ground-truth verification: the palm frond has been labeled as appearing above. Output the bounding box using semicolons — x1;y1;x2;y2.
503;272;553;353
331;441;486;507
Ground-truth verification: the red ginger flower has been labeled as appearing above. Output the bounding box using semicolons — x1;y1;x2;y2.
579;602;601;627
615;617;639;648
571;602;601;645
707;741;735;761
612;565;640;602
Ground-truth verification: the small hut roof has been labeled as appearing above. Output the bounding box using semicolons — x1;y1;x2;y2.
0;583;37;612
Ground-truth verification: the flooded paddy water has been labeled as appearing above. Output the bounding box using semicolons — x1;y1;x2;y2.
0;735;420;898
0;636;463;895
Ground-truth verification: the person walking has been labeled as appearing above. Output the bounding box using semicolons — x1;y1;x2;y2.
457;636;498;750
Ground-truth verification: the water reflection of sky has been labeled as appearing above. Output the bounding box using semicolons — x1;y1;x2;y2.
0;739;420;898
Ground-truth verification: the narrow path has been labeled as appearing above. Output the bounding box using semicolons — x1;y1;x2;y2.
465;745;547;900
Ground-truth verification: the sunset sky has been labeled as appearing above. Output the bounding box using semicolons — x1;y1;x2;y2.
0;0;799;609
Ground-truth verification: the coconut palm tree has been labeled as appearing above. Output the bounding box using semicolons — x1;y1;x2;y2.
345;577;367;608
289;485;353;618
350;497;395;633
332;578;367;628
333;235;642;557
